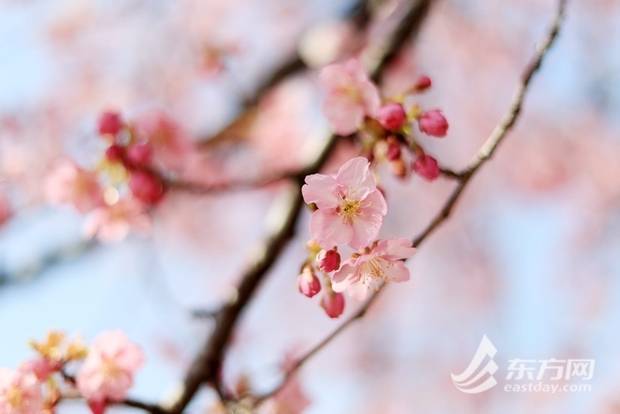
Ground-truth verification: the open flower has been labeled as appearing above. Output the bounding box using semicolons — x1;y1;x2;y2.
44;159;103;213
83;199;150;242
319;58;381;135
302;157;387;249
77;331;144;404
0;368;44;414
332;238;415;300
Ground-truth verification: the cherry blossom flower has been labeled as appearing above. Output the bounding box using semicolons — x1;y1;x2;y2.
319;58;381;135
77;331;144;404
0;368;44;414
302;157;387;249
412;154;440;181
418;109;449;137
44;159;103;213
332;238;415;300
83;199;150;242
20;359;60;382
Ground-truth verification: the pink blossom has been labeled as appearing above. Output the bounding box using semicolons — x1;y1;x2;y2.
128;170;165;205
418;109;449;137
412;154;440;181
77;331;144;403
302;157;387;249
83;199;150;242
319;58;381;135
377;103;406;132
134;111;192;171
20;358;60;382
320;291;345;318
125;143;153;169
413;75;432;92
317;249;341;272
44;159;103;213
0;368;44;414
332;238;415;300
297;267;321;298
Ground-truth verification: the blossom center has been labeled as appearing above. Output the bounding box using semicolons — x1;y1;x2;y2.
7;386;23;408
360;258;387;290
101;357;122;379
339;199;361;223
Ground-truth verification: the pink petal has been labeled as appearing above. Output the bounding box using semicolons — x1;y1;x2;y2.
331;264;357;292
310;210;353;248
335;157;375;199
381;238;416;260
360;189;387;216
350;211;384;249
348;281;371;301
322;95;365;135
387;261;411;283
301;174;339;209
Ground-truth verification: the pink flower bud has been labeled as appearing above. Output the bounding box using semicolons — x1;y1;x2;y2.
105;144;126;163
418;109;448;137
321;291;345;318
98;111;123;137
0;193;12;228
88;399;107;414
318;249;341;272
129;170;165;205
414;75;432;92
126;142;153;169
298;267;321;298
386;136;402;161
412;154;440;181
377;103;407;131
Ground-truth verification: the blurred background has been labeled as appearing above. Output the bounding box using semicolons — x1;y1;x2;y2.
1;0;619;413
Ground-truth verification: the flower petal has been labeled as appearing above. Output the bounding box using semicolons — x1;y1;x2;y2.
310;210;353;248
350;211;384;249
335;157;375;199
386;261;411;283
301;174;339;209
380;238;416;260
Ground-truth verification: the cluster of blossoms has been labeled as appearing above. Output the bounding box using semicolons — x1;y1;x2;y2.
297;157;415;318
45;110;190;241
0;331;143;414
319;58;449;181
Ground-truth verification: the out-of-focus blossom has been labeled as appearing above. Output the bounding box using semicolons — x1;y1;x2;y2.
83;199;150;242
320;290;345;318
0;368;44;414
319;59;381;135
412;154;440;181
0;193;12;227
377;103;407;132
332;239;415;300
134;111;192;171
125;143;152;169
128;170;165;205
20;359;60;382
317;248;341;273
297;266;321;298
77;331;144;404
44;160;103;213
418;109;449;137
97;111;123;137
302;157;387;249
385;136;402;161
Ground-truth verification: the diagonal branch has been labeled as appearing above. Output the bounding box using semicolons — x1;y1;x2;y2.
255;0;568;403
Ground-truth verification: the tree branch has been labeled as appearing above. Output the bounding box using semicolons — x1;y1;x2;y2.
254;0;568;403
167;1;434;412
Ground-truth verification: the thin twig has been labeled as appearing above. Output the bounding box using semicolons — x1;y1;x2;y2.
254;0;567;403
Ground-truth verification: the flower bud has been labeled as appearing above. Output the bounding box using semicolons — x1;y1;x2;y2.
377;103;406;131
98;111;123;137
321;291;345;318
413;75;432;92
126;142;153;169
412;154;440;181
317;249;341;272
88;400;107;414
129;170;165;205
298;266;321;298
105;144;126;163
391;158;408;179
418;109;448;137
